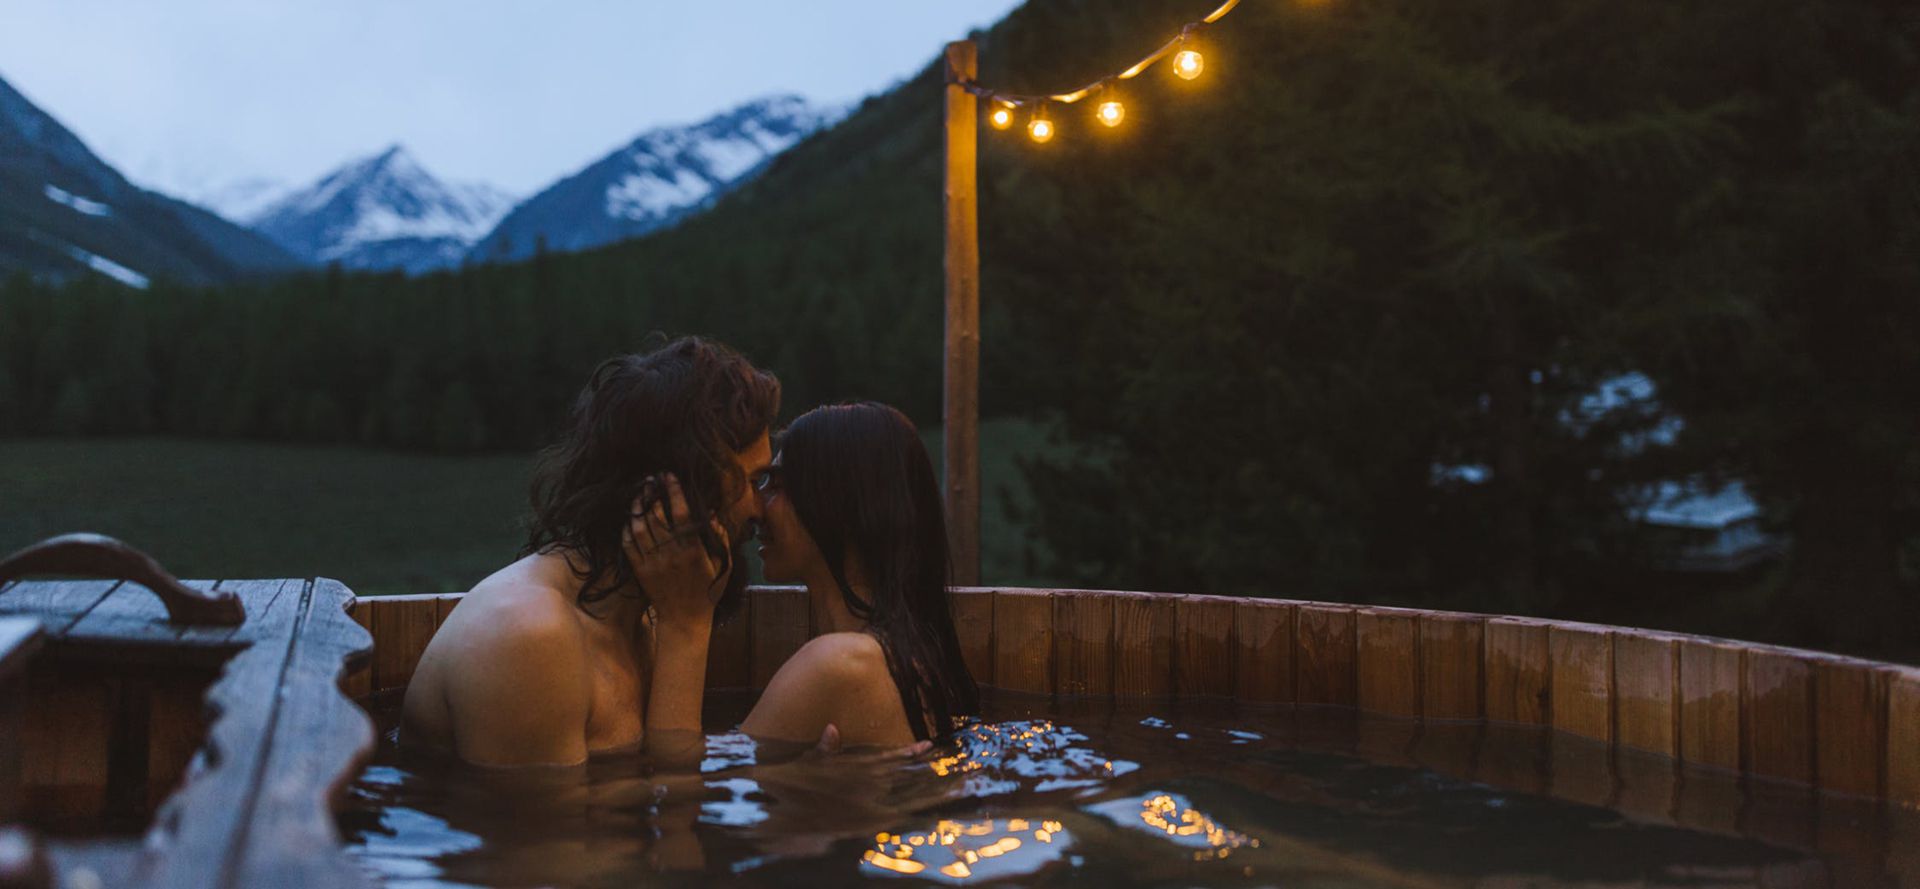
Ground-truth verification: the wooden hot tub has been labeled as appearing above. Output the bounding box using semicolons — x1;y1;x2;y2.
6;571;1917;887
351;586;1920;809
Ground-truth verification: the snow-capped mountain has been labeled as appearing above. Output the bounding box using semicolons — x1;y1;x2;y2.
0;73;298;287
246;146;514;275
191;176;296;224
469;94;843;263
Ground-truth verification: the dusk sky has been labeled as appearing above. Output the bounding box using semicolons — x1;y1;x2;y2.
0;0;1027;199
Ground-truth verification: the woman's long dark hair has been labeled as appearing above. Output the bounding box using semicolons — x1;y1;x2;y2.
778;402;980;740
522;336;780;617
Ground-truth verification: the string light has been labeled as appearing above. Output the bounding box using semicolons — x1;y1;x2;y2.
1096;85;1125;127
1173;47;1205;80
989;100;1016;130
958;0;1238;144
1027;107;1055;143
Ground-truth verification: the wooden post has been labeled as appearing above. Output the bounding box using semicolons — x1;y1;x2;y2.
944;40;982;586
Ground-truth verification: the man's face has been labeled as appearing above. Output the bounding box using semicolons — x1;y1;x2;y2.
720;431;774;539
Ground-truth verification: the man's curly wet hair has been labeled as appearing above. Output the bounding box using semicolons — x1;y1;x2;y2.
521;336;780;616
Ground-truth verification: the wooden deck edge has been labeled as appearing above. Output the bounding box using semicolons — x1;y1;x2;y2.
136;579;376;889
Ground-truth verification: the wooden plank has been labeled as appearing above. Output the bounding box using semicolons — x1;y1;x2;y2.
1473;725;1547;796
1051;592;1112;696
0;616;41;682
1232;599;1293;703
1613;631;1678;757
64;580;183;644
136;579;313;885
367;594;441;693
1613;747;1678;827
1173;595;1235;697
749;587;810;690
942;39;981;587
1549;731;1616;808
0;580;121;635
948;589;994;689
341;597;374;700
1418;614;1482;721
1111;593;1173;697
1890;668;1920;809
1295;605;1356;707
1811;658;1887;798
213;579;299;646
1484;618;1549;725
20;669;115;821
991;590;1053;694
435;593;461;624
227;579;377;888
1548;624;1613;743
1678;638;1743;771
1673;769;1745;836
1355;610;1420;718
0;617;38;823
1745;649;1814;786
147;674;214;810
705;598;752;691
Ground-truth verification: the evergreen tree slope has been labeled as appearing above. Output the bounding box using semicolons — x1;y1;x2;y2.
4;0;1916;655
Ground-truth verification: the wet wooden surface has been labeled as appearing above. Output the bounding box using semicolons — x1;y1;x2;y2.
1111;593;1173;697
948;589;995;689
1418;614;1482;720
1295;605;1356;707
1746;649;1815;785
1613;631;1678;757
1232;600;1293;703
0;616;43;823
991;589;1053;695
1812;657;1887;798
1549;625;1614;743
3;577;375;889
1678;638;1743;771
1052;591;1113;697
1173;595;1234;697
1484;618;1549;725
1355;610;1420;718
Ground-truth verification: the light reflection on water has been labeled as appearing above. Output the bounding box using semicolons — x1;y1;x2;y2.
340;692;1918;888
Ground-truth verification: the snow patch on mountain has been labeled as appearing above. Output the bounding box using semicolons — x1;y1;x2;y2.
471;94;844;263
64;243;149;289
44;184;111;217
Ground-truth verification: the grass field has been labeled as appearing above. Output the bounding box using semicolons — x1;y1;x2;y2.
0;419;1062;596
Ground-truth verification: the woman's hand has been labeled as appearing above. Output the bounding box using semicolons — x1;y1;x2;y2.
624;472;729;628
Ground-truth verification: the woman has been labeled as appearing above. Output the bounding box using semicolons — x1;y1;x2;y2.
632;401;979;749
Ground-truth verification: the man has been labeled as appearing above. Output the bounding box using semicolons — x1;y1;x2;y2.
399;336;778;767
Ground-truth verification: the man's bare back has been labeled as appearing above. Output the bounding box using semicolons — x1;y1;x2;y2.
400;550;653;767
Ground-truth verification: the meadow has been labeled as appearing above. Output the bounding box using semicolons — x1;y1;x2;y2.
0;418;1057;596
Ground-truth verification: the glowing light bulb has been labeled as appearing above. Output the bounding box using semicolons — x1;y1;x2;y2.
1174;49;1204;80
1097;100;1125;127
989;102;1015;130
1028;115;1054;143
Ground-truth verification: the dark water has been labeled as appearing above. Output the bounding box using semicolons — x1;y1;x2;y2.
338;691;1919;888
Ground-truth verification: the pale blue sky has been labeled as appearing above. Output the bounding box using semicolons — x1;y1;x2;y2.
0;0;1026;197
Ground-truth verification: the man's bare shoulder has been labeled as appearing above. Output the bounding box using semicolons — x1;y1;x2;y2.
440;553;588;656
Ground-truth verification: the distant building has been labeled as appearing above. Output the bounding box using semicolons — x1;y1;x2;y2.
1430;371;1787;574
1625;478;1786;573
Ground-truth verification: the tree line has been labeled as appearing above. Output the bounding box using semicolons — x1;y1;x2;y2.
3;0;1914;657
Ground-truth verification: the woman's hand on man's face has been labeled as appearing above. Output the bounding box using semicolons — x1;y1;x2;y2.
625;472;729;627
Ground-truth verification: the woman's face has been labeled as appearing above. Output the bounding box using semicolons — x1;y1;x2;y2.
754;453;829;583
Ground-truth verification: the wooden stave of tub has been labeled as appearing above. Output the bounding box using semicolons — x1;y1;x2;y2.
350;586;1920;811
